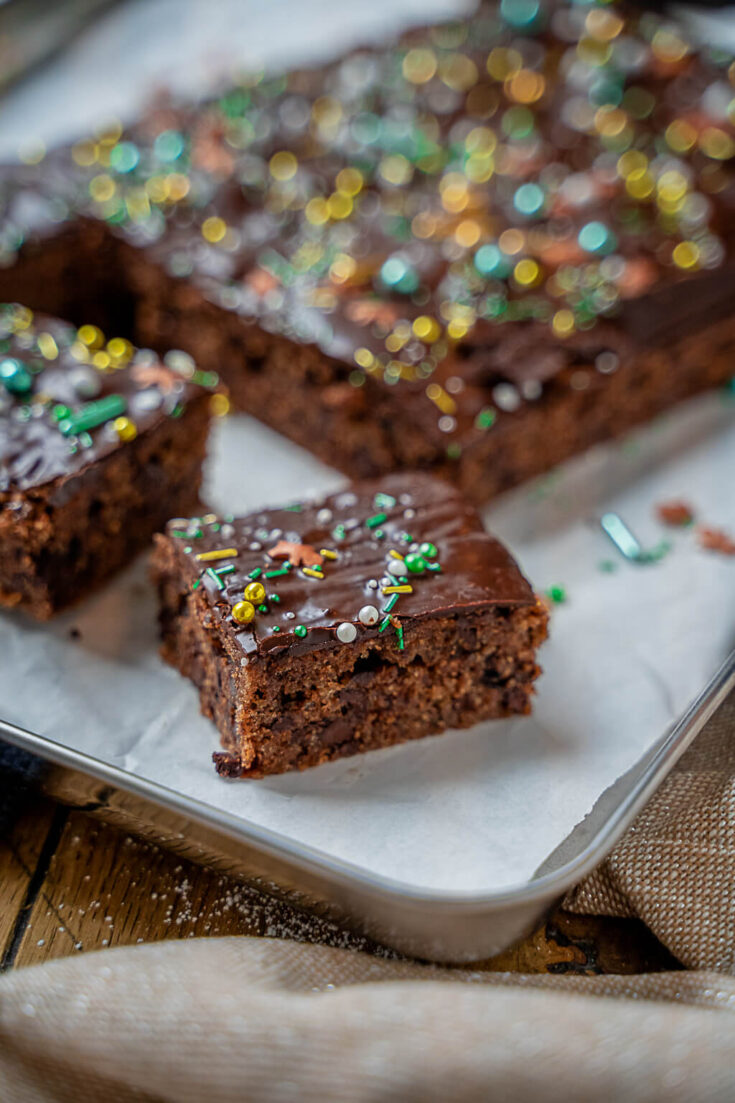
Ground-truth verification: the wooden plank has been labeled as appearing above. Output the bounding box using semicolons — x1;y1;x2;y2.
0;796;58;964
7;801;678;973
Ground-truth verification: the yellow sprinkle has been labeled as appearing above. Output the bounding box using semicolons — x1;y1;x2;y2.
78;325;104;349
439;53;478;92
305;197;330;225
319;549;338;560
92;351;111;370
700;127;735;161
70;341;90;363
506;69;545;105
617;150;648;179
195;548;238;562
114;416;137;442
665;119;697;153
302;567;324;579
402;47;437;84
72;140;98;167
552;309;576;338
330;253;357;283
380;154;413;187
672;241;700;270
389;550;404;559
354;347;374;369
486;47;522;81
336;167;363;196
327;192;353;220
107;337;133;362
202;216;227;244
382;585;413;595
513;258;541;287
426;383;457;415
37;333;58;360
210;392;231;418
167;173;190;202
11;305;33;331
269;151;298;181
412;316;441;343
89;174;115;202
625;169;654;200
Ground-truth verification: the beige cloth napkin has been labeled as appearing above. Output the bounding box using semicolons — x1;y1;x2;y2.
0;692;733;1102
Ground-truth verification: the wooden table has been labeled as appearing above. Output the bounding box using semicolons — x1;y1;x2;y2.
0;790;680;975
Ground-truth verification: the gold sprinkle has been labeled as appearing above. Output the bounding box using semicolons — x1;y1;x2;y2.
513;258;541;287
336;167;363;196
302;567;324;579
210;393;231;417
412;316;441;342
195;548;238;562
388;550;405;559
37;333;58;360
78;325;104;349
89;174;115;202
552;309;576;338
269;151;298;181
319;549;338;560
402;47;437;84
382;585;413;595
114;416;137;442
305;197;329;225
202;216;227;244
672;241;700;270
426;383;457;415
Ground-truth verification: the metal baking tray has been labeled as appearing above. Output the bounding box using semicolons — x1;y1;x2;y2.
1;392;733;962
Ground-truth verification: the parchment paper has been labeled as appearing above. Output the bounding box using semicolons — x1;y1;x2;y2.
0;0;733;893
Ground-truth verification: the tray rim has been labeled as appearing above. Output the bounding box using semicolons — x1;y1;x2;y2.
1;647;732;909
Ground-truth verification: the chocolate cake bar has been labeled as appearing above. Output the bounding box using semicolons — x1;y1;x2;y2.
0;303;216;618
152;473;548;777
2;1;735;502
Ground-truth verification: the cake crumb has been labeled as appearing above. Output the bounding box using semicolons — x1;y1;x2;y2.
698;526;735;556
656;500;694;527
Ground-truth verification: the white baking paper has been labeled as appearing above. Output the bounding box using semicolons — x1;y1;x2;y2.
1;395;733;892
0;0;733;893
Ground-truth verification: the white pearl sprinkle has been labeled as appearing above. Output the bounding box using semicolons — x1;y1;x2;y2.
336;622;357;644
387;559;406;577
358;605;379;626
316;508;333;524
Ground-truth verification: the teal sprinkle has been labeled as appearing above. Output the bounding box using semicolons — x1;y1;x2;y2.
153;129;185;162
78;431;93;449
58;393;126;436
213;564;235;576
379;255;419;294
474;244;511;279
374;493;396;509
109;141;140;173
332;524;346;541
270;594;281;603
598;560;618;573
500;0;540;27
426;562;442;572
513;182;545;218
206;568;225;591
578;221;616;256
383;594;399;613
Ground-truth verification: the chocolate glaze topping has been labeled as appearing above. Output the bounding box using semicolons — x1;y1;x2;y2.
2;1;735;459
165;472;535;659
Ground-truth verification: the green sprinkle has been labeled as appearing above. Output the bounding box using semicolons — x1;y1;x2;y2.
545;585;567;604
191;369;219;388
426;562;442;573
294;625;307;638
475;407;496;431
52;403;71;421
419;542;437;559
379;616;393;633
270;593;281;603
395;623;405;651
213;564;235;576
598;559;618;573
248;568;262;579
374;493;396;509
374;529;385;540
170;530;188;539
78;431;93;449
332;524;346;541
211;523;221;533
383;594;399;613
192;579;201;590
206;568;225;590
400;533;413;544
265;567;290;579
171;402;184;418
272;626;281;633
284;503;303;512
184;546;193;554
58;393;126;436
366;512;387;529
258;604;268;613
446;443;462;460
